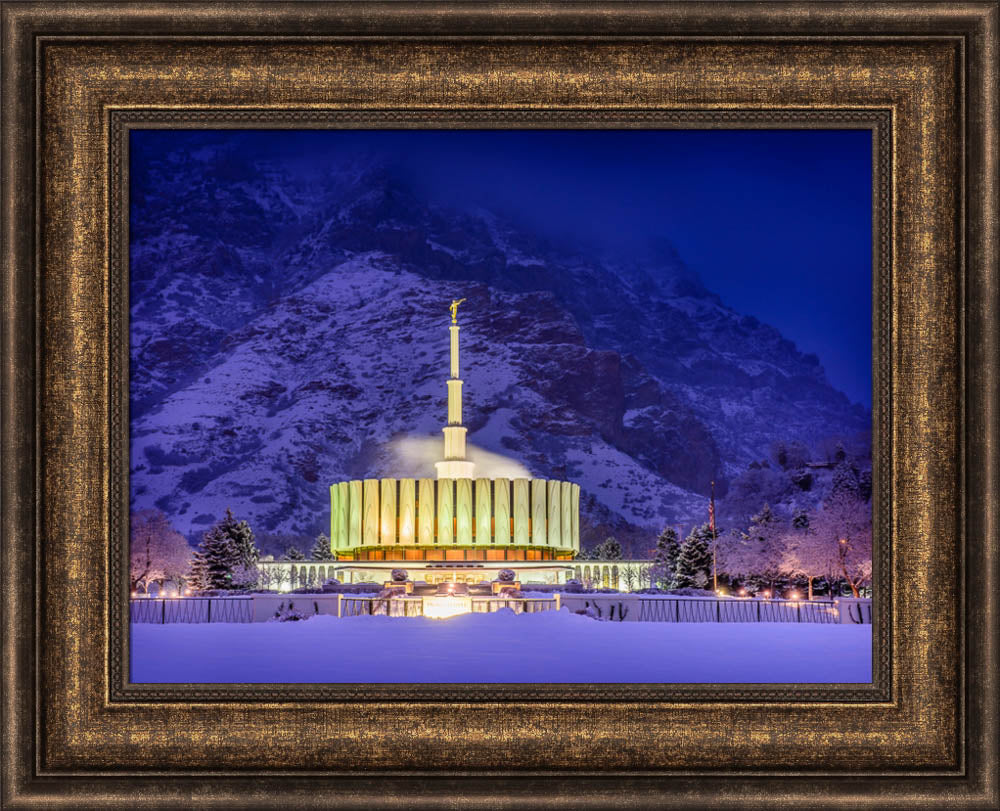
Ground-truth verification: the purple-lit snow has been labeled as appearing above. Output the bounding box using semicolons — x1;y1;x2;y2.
130;609;872;684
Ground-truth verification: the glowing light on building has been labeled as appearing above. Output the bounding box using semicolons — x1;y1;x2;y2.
422;595;473;619
322;299;579;587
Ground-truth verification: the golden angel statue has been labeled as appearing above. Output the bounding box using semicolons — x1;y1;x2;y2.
449;298;466;324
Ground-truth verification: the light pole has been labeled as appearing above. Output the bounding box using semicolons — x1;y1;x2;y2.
709;480;718;592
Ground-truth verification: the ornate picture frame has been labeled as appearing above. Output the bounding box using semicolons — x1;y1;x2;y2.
2;2;996;807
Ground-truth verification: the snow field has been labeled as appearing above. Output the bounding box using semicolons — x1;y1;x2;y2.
131;608;871;684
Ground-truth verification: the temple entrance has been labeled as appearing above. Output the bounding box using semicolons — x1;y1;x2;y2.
424;573;483;586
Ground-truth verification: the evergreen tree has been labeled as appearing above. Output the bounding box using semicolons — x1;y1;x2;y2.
831;461;861;501
190;508;257;591
310;533;334;561
596;537;622;561
283;545;305;561
653;527;681;587
674;523;714;589
228;511;259;571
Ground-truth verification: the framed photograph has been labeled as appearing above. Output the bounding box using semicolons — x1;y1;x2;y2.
2;2;996;808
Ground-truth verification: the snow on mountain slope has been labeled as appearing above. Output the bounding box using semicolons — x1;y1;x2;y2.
129;139;870;554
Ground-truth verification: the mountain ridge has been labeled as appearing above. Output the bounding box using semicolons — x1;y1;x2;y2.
129;144;870;555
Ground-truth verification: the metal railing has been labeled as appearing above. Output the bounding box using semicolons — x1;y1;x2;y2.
130;595;842;624
340;596;425;617
129;597;254;624
340;596;560;617
470;598;558;614
636;597;839;624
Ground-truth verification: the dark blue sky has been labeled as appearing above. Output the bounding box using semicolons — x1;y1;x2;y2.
142;128;873;406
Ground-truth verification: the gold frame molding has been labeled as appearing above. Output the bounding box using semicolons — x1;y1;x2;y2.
108;107;891;706
2;2;996;808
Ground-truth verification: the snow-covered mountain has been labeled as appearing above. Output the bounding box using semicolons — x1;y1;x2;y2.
129;140;870;556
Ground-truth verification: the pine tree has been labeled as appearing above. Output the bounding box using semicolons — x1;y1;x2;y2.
597;537;622;561
226;511;260;589
831;461;861;501
674;524;714;589
190;508;255;591
190;525;228;591
310;533;334;561
227;512;259;567
653;527;681;587
283;545;305;561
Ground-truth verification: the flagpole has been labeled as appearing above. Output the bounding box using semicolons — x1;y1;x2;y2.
710;480;718;592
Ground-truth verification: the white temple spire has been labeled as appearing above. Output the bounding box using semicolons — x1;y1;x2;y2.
435;299;476;479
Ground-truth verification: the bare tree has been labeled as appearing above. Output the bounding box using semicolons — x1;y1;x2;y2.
269;566;289;592
810;493;872;598
130;510;192;592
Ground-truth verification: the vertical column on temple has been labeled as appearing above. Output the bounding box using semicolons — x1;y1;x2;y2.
436;299;476;480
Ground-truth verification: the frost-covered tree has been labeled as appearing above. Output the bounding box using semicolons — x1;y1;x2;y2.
310;533;334;561
652;527;681;588
227;511;260;575
595;537;622;561
130;509;192;592
718;504;790;595
257;566;276;590
742;503;790;595
230;561;261;591
674;524;714;589
283;546;305;561
830;460;861;501
190;520;231;591
269;566;289;592
620;563;638;592
781;517;829;599
812;491;872;598
189;508;259;591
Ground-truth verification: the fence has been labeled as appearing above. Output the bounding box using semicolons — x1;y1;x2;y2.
129;597;254;624
340;596;425;617
131;595;561;622
636;597;839;624
340;596;560;617
470;598;558;614
130;595;857;624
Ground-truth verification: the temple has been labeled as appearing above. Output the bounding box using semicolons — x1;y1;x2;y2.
322;299;580;586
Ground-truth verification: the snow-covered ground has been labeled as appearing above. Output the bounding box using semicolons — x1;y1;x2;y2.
131;609;871;684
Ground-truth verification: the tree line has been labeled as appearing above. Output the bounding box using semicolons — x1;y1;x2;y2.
131;453;871;598
644;457;872;598
129;507;337;594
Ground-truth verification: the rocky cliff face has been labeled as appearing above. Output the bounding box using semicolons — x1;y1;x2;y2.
129;140;869;556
